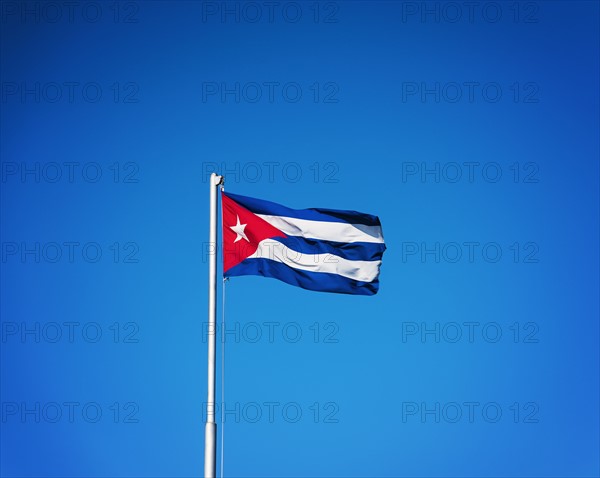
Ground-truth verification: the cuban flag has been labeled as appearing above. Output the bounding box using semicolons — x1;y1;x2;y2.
221;191;386;295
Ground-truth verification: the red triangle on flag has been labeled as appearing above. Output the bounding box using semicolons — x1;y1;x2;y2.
221;192;287;272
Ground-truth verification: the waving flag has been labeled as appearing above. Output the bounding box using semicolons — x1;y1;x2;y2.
221;191;386;295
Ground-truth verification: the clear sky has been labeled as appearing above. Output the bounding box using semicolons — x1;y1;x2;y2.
1;1;599;477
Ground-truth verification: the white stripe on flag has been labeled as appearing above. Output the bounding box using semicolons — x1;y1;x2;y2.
257;214;384;244
247;239;382;282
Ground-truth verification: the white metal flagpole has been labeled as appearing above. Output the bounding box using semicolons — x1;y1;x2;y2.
205;172;223;478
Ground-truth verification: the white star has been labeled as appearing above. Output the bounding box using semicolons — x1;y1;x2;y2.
230;215;249;243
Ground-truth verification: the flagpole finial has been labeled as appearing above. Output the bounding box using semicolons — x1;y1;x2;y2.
210;173;224;187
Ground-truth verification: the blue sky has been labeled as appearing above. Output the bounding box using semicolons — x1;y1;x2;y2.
1;1;599;477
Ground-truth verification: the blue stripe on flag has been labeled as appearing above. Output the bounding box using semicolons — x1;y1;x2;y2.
225;258;380;295
273;236;386;262
224;192;382;227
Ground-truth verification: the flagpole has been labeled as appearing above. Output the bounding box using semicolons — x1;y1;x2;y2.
205;172;223;478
